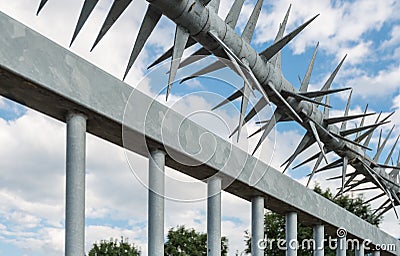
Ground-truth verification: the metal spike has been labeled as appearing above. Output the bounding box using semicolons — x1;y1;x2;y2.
268;82;302;123
331;132;372;151
340;157;348;194
281;91;332;108
376;204;396;219
229;97;268;138
378;164;400;170
341;90;353;130
355;111;383;143
70;0;99;47
299;87;351;99
356;104;368;138
362;192;385;205
260;14;319;61
324;112;375;125
255;120;270;124
91;0;133;51
123;5;162;79
372;199;391;215
326;171;355;181
306;152;324;187
314;158;343;174
342;171;359;189
170;0;245;70
175;47;211;70
147;38;197;70
350;186;377;191
200;0;213;5
36;0;49;15
180;60;228;84
251;111;282;154
271;5;291;70
238;80;251;142
341;121;390;137
166;26;190;100
300;42;319;92
384;135;400;165
242;0;263;43
341;178;369;193
315;55;347;103
211;87;243;111
291;151;320;170
281;132;314;172
309;122;328;163
208;30;270;104
361;161;394;200
377;129;382;151
374;125;395;162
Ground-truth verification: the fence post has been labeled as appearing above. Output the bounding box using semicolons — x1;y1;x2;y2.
313;224;324;256
65;113;87;256
148;149;166;256
355;242;364;256
286;212;297;256
251;196;264;256
207;176;222;256
336;236;346;256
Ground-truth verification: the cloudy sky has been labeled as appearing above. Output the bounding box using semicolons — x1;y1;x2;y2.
0;0;400;255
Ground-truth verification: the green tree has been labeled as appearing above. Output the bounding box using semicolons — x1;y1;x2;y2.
164;225;228;256
88;236;141;256
243;184;383;255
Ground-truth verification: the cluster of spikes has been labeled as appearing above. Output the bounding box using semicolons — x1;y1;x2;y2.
36;0;400;218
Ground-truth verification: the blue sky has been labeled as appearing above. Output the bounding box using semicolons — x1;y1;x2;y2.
0;0;400;255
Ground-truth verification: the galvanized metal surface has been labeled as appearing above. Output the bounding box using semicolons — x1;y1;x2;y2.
286;212;297;256
148;149;166;256
0;11;399;255
251;196;264;256
207;176;222;256
355;244;365;256
313;224;324;256
65;113;87;256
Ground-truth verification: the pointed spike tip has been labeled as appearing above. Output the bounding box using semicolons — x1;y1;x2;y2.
36;0;49;16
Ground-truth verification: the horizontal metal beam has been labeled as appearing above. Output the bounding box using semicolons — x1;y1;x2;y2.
0;11;398;255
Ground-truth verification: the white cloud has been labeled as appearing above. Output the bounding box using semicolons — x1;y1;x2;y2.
345;64;400;99
381;25;400;49
1;0;400;255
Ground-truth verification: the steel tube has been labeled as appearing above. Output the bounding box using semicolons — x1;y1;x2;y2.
286;212;298;256
355;243;364;256
251;196;264;256
336;236;346;256
313;224;324;256
207;176;221;256
148;149;166;256
65;113;87;256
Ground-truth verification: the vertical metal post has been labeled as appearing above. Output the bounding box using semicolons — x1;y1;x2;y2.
336;236;346;256
251;196;264;256
65;113;87;256
355;243;364;256
313;224;324;256
148;149;166;256
207;176;221;256
286;212;297;256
